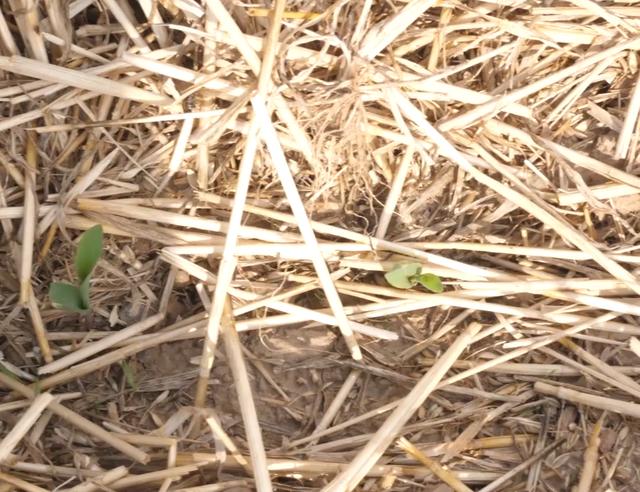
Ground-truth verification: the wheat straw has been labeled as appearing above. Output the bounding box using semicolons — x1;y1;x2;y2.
0;392;54;462
322;323;480;492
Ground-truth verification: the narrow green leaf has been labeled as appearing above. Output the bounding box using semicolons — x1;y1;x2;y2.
79;276;91;310
0;364;18;381
417;273;444;293
49;282;86;312
120;361;138;391
384;262;422;289
75;225;103;282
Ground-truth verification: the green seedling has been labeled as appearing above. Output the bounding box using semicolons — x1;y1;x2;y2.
49;225;103;312
384;262;443;293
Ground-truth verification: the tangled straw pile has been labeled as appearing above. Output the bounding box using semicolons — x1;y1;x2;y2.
2;0;640;490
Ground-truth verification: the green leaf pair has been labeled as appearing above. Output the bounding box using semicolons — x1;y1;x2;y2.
384;262;443;293
49;225;103;312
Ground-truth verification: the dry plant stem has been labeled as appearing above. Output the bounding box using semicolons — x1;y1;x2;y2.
310;369;360;444
0;471;48;492
64;466;129;492
233;276;324;316
0;392;54;463
193;107;262;409
396;437;473;492
195;193;503;279
194;2;285;403
630;337;640;359
577;415;604;492
7;0;47;62
0;373;149;463
137;0;168;47
439;36;640;131
101;0;149;51
26;289;53;364
159;266;177;315
401;241;640;264
179;454;502;482
615;68;640;160
442;393;533;462
158;118;194;192
538;136;640;190
566;0;635;29
63;149;119;206
220;296;272;491
110;432;176;447
7;461;103;478
0;56;170;104
420;359;640;377
392;89;640;294
359;0;442;59
256;0;287;95
321;323;480;492
376;146;414;239
535;381;640;418
20;133;53;362
0;393;78;412
229;286;397;340
0;9;18;55
110;465;202;490
159;441;178;492
202;0;316;168
196;0;218;188
37;313;164;375
253;97;362;360
19;134;37;305
236;286;637;337
559;338;640;396
44;0;72;60
292;313;615;447
478;440;564;492
441;313;618;387
558;183;640;206
199;409;251;472
38;321;205;389
76;198;296;243
171;481;253;492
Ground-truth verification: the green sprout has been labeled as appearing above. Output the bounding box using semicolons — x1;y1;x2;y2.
49;225;103;312
120;361;138;391
384;262;443;293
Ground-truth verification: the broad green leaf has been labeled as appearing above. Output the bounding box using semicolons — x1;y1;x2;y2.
384;262;422;289
75;225;103;282
417;273;443;293
79;276;91;310
49;282;86;312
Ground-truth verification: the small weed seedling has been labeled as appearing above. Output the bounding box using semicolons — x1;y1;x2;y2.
385;262;443;292
49;225;103;312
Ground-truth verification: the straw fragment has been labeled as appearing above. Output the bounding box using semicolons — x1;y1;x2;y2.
0;373;150;463
322;323;480;492
37;313;163;375
0;392;54;463
253;97;362;360
0;56;171;104
535;381;640;418
219;296;272;491
577;414;604;492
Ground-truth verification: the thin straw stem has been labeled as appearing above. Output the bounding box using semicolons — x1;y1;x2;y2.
0;392;54;463
220;296;272;491
321;323;480;492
